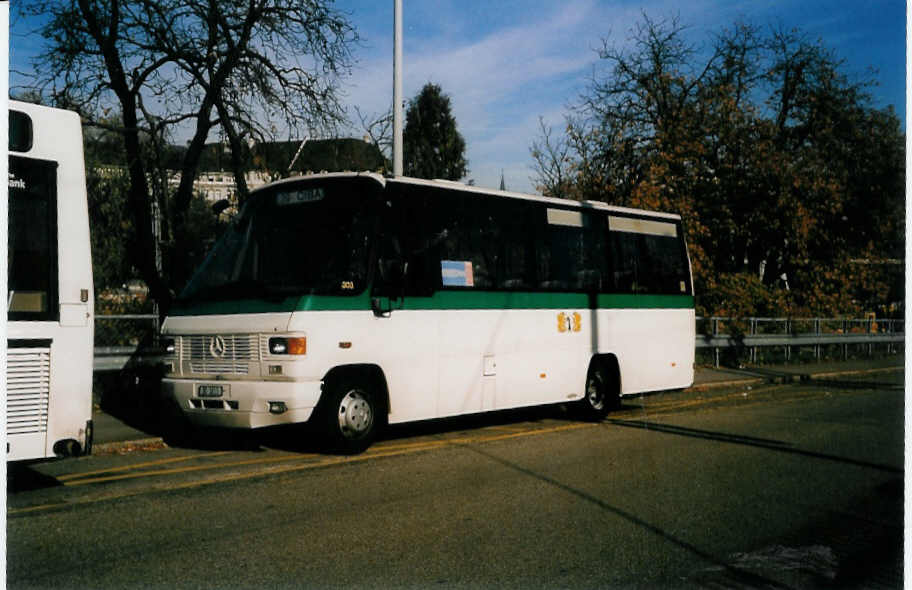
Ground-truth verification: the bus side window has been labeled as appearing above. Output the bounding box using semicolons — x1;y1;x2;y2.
409;188;495;292
579;212;607;292
609;231;639;293
377;189;438;297
490;199;535;291
607;222;690;295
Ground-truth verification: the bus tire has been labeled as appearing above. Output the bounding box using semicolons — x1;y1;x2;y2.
578;360;620;421
319;375;380;454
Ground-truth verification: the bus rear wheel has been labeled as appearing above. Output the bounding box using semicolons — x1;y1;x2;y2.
578;362;620;421
319;376;380;454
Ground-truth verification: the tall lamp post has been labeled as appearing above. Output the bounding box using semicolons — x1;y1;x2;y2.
392;0;403;177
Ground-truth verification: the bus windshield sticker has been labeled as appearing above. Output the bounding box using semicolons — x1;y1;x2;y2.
441;260;475;287
276;188;325;206
608;216;677;237
546;208;583;227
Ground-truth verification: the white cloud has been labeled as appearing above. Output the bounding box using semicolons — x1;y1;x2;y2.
341;0;906;193
342;0;612;191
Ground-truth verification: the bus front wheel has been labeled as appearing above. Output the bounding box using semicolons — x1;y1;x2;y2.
319;376;380;454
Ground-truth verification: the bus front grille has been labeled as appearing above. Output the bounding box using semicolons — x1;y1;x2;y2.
6;347;50;435
181;334;257;375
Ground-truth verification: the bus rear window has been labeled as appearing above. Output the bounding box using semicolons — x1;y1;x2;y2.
8;156;58;320
9;110;33;152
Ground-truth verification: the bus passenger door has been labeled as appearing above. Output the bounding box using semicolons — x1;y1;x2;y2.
368;200;439;424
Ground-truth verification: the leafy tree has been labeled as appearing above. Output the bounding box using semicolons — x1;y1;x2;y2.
18;0;357;311
531;15;904;318
403;83;468;180
85;163;136;294
82;123;221;299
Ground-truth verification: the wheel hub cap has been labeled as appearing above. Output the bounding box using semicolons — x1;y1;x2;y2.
588;378;604;410
338;390;373;439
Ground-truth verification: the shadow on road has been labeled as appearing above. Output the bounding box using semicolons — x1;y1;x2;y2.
7;462;64;493
805;377;904;391
462;443;790;589
257;403;585;455
95;364;169;437
716;366;903;391
605;419;902;474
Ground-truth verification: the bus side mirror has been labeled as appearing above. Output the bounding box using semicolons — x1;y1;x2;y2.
372;258;406;317
371;296;392;317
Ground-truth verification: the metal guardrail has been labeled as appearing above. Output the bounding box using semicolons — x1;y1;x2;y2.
94;314;160;372
93;315;904;371
696;317;904;367
94;346;164;372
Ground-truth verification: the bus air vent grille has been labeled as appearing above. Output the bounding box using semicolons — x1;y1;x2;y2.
6;347;50;434
183;334;256;375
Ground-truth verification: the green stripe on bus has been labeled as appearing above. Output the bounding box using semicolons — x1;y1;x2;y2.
169;291;694;316
396;291;693;310
598;293;694;309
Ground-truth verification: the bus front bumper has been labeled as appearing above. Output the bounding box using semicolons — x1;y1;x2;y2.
162;377;323;429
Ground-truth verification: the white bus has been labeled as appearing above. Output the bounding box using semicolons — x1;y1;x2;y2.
162;173;694;453
6;101;95;461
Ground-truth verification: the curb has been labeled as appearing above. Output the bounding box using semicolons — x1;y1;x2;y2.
801;366;903;380
92;365;904;455
688;377;765;392
92;437;168;456
688;365;903;392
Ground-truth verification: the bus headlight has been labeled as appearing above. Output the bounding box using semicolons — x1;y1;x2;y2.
268;337;306;355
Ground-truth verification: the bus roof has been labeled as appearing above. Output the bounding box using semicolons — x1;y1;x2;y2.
255;172;682;221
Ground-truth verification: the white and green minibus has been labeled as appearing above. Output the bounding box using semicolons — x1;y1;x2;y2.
161;173;694;452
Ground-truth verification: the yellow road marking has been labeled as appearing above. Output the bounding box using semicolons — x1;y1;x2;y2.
12;422;596;515
154;425;596;494
13;380;895;516
56;396;780;489
62;451;316;486
480;424;535;434
625;385;788;415
57;451;234;482
9;502;71;515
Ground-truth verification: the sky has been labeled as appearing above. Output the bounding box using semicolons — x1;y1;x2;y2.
10;0;906;194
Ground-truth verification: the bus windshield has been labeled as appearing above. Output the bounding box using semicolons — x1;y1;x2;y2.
178;177;379;303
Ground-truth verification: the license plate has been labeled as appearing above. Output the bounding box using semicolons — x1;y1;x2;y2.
197;384;224;398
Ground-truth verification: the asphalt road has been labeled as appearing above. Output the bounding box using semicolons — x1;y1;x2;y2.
7;371;904;589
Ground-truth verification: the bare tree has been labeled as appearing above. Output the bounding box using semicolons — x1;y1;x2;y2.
18;0;358;309
355;105;393;169
529;117;572;198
